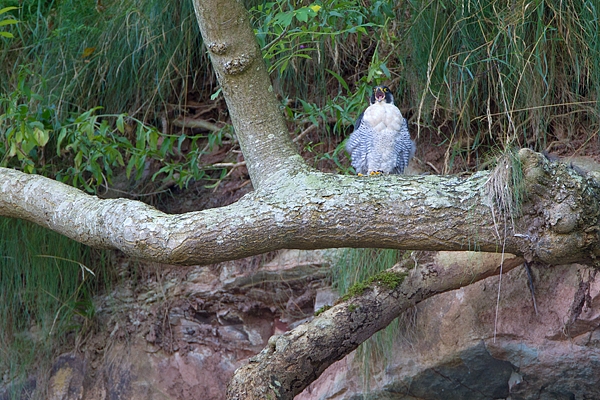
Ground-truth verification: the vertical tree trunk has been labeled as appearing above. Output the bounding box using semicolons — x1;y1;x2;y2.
191;0;303;188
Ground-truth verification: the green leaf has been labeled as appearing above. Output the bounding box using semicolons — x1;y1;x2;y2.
56;127;68;155
210;87;222;100
135;125;145;150
148;128;159;151
326;69;350;92
126;156;136;179
114;151;124;167
134;155;146;179
278;58;289;75
74;106;102;124
74;151;83;169
7;141;16;158
0;31;14;38
295;8;309;23
0;19;18;27
274;11;293;27
33;127;49;146
84;122;94;139
0;6;18;15
380;62;391;78
116;114;125;134
177;133;186;152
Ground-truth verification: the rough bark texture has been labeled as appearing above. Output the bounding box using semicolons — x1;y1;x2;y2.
1;0;598;267
226;253;525;399
1;149;598;266
191;0;301;188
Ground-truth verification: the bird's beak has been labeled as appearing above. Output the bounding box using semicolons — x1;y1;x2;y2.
374;87;385;102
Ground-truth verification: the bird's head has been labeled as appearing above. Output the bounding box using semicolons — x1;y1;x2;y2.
369;85;394;105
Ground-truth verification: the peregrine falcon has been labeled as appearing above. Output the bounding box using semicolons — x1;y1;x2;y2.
346;86;415;175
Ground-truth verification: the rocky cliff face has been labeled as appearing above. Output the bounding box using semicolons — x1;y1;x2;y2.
298;254;600;400
27;250;331;400
4;250;599;400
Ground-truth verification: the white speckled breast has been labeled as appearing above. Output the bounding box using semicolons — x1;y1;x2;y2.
363;102;405;173
363;102;403;132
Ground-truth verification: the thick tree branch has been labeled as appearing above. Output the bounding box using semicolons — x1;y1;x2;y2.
1;149;598;266
2;0;595;268
227;252;526;399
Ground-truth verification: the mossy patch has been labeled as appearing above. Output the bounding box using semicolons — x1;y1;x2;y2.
341;270;408;302
314;304;332;316
374;271;407;289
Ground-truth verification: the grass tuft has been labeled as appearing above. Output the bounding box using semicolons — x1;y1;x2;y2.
1;0;207;120
404;0;600;170
485;149;526;233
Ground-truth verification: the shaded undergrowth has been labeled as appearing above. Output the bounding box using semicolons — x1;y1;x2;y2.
0;218;113;397
0;0;207;120
1;0;598;182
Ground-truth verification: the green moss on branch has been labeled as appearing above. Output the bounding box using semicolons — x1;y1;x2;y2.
341;270;408;302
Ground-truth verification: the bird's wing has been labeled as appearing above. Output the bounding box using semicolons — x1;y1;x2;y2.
353;112;365;132
392;118;416;174
345;113;373;175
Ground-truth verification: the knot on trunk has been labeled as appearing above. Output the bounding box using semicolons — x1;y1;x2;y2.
517;148;600;265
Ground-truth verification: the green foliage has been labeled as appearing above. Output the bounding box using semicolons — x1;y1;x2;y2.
2;0;598;179
314;304;332;316
0;6;18;38
0;217;112;391
0;66;51;174
250;0;407;173
0;0;205;118
405;0;600;168
251;1;390;75
0;69;224;193
258;0;600;173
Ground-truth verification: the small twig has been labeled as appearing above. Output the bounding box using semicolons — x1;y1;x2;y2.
218;179;253;194
208;162;248;193
524;262;539;315
172;117;222;132
426;161;440;174
292;125;317;143
211;161;246;169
